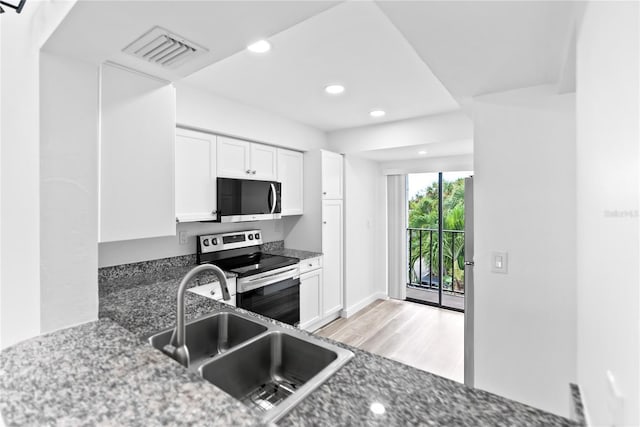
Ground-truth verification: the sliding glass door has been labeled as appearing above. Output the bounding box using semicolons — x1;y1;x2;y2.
406;171;472;311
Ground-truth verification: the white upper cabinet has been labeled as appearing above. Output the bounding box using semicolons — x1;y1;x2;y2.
217;136;276;181
277;148;304;215
99;63;176;243
321;150;343;199
251;143;278;180
216;136;250;179
175;129;217;222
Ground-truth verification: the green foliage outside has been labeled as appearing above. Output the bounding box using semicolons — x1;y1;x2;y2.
408;177;466;293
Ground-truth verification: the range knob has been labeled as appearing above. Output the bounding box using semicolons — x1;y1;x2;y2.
248;234;254;240
212;238;218;245
202;239;210;247
255;233;260;240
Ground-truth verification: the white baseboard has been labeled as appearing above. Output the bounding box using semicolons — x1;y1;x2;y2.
341;292;388;318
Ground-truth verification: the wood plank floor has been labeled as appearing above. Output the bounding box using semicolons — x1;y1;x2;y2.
315;299;464;383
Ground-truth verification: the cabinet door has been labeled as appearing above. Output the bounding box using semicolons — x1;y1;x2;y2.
322;199;343;317
299;268;322;331
175;129;217;222
99;63;176;242
321;150;343;199
277;148;303;215
217;136;251;179
251;143;277;181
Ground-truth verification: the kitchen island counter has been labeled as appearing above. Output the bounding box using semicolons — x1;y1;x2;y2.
0;264;579;426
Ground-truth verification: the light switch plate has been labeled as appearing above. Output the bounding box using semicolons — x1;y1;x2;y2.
178;230;188;245
491;251;508;274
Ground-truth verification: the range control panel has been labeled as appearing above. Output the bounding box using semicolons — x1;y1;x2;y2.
198;229;263;254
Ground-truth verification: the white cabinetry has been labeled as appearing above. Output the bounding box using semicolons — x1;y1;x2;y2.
321;150;344;199
299;256;323;331
216;136;249;179
217;136;276;181
175;129;217;222
286;149;344;330
99;63;176;242
321;200;343;317
277;148;304;215
250;142;278;180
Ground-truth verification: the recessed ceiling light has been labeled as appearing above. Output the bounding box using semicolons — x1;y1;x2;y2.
247;40;271;53
369;110;386;118
418;150;427;155
325;84;345;95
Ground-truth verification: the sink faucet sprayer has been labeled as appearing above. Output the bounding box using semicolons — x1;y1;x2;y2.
165;264;230;368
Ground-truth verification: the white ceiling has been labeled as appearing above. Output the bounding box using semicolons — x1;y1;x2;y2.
182;1;460;131
43;1;340;81
357;139;473;162
377;1;577;102
44;1;578;161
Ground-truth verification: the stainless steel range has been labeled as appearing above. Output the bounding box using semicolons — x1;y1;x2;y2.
196;229;300;325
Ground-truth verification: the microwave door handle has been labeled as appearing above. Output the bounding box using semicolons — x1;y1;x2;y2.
270;183;277;214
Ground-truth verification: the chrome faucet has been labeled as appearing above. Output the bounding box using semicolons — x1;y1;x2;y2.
167;264;230;368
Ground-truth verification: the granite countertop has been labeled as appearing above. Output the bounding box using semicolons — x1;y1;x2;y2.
1;262;578;426
0;318;256;427
263;248;323;261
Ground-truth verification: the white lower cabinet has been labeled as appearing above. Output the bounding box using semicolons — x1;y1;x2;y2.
299;267;322;331
321;199;343;318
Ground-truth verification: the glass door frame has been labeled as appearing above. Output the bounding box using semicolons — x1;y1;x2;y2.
406;172;466;313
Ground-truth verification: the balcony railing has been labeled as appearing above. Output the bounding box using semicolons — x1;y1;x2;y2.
407;228;465;296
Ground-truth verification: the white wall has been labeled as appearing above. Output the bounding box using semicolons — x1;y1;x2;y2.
176;82;327;152
0;0;76;349
381;154;473;175
327;110;472;154
576;2;639;425
473;85;576;417
99;219;285;267
40;53;98;333
342;155;387;315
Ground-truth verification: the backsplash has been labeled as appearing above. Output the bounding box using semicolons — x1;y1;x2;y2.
260;240;285;252
98;254;196;282
98;240;286;282
98;220;285;268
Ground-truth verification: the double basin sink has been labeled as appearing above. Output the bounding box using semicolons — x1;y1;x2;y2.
148;309;353;424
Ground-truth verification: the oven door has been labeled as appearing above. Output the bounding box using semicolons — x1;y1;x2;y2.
236;277;300;326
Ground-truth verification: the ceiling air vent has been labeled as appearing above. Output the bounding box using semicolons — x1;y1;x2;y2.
123;26;208;69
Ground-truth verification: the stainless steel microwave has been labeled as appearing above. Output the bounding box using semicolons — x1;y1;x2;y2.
216;178;282;223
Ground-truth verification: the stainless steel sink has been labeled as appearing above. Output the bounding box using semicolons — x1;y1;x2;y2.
148;309;353;424
148;312;267;368
200;331;345;421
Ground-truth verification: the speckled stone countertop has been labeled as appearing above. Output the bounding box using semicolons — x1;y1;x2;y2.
98;264;576;426
263;248;323;261
0;318;256;427
1;260;578;427
260;240;322;261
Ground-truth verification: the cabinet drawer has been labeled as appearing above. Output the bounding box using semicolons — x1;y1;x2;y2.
299;256;322;274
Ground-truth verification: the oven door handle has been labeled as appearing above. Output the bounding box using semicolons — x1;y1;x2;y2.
269;183;277;214
238;267;299;293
